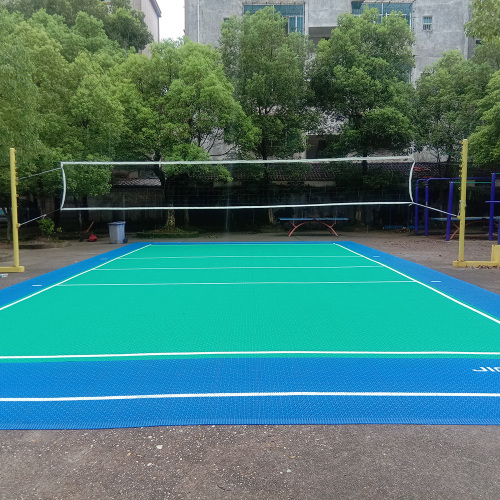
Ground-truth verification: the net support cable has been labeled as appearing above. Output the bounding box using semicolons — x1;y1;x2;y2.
17;165;66;226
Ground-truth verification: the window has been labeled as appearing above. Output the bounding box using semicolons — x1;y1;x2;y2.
244;4;305;34
422;16;432;31
351;2;413;28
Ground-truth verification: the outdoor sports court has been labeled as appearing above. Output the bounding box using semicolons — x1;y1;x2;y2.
1;241;500;429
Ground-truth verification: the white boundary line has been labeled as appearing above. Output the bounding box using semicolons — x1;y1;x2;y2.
94;265;382;271
58;281;415;287
2;350;500;360
0;245;151;312
2;391;500;402
334;243;500;326
121;255;364;259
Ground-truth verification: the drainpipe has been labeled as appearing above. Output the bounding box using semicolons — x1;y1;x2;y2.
197;0;200;43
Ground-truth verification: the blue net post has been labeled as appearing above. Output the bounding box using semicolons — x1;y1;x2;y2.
489;173;496;241
424;182;429;237
414;183;420;235
446;181;454;241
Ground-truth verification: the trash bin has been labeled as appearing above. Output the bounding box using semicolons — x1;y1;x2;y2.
108;221;126;244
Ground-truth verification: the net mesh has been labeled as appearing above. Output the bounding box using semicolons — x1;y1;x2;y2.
60;157;416;213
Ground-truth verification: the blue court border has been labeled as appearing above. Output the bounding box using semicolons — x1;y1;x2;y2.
1;241;500;429
2;357;500;428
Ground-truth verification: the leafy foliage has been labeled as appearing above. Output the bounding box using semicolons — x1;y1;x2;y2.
103;3;152;51
465;0;500;43
310;9;415;158
0;11;40;214
159;40;258;157
469;70;500;166
220;7;318;160
37;216;62;237
5;0;151;51
414;51;492;167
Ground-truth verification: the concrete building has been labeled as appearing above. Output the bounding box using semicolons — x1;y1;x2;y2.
131;0;162;43
184;0;475;80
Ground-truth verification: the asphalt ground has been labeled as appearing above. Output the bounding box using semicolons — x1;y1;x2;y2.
0;229;499;499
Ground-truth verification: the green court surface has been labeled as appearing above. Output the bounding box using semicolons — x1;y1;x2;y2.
1;241;499;360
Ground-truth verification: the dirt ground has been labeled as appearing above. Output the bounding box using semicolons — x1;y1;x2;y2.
0;229;499;499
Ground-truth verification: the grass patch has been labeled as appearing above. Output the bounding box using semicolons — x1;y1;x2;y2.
137;227;200;239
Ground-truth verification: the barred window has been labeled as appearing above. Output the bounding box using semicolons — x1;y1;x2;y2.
423;16;432;31
244;4;305;34
351;2;413;28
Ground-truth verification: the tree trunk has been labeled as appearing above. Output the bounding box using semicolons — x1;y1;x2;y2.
268;207;274;225
164;181;177;230
165;209;176;230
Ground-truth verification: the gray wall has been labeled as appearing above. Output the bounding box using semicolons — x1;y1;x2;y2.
411;0;472;79
184;0;474;80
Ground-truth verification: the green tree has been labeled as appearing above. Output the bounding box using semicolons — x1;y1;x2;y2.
466;0;500;43
27;9;121;63
0;7;130;232
0;11;40;238
160;41;257;157
220;7;318;160
415;51;492;172
6;0;151;52
5;0;108;27
465;0;500;72
310;9;415;162
68;52;125;158
469;70;500;167
114;40;185;162
157;40;257;229
104;1;152;51
115;39;258;160
115;40;258;229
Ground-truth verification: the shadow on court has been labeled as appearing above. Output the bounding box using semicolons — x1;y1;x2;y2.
0;231;499;499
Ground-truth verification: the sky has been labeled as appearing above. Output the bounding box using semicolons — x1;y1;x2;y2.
158;0;185;40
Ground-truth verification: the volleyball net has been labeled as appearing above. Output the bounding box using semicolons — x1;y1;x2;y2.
5;153;466;239
58;156;423;215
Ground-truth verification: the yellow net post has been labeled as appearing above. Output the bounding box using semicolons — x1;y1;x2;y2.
0;148;25;273
453;139;500;267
